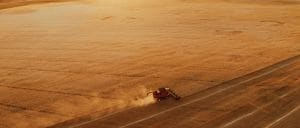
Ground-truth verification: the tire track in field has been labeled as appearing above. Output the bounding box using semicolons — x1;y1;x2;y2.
221;87;300;128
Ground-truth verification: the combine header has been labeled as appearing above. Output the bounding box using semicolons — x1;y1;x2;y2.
148;87;181;101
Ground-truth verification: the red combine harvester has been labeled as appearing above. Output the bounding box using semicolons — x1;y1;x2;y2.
148;87;181;101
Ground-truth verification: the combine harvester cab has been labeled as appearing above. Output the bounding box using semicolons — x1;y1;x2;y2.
151;87;181;101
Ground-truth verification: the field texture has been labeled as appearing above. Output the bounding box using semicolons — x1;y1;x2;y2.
0;0;299;127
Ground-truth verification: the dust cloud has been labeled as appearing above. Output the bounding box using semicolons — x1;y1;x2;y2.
47;86;155;118
107;86;156;108
130;87;156;107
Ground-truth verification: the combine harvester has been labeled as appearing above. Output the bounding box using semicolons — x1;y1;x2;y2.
148;87;181;101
